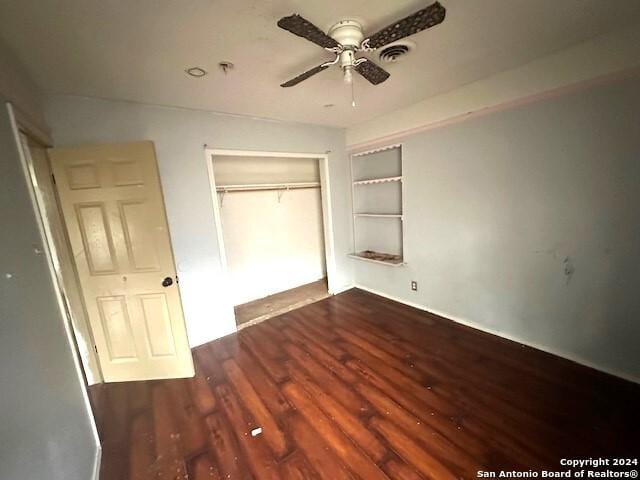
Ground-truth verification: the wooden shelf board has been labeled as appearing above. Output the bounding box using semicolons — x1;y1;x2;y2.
353;175;402;186
348;251;405;267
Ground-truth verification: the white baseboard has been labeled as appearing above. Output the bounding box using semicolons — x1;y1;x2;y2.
354;284;640;385
92;445;102;480
329;283;355;295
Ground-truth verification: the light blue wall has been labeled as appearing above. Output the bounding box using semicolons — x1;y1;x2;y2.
45;96;353;345
353;75;640;382
0;105;99;479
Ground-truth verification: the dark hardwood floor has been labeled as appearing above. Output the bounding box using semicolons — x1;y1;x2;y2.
91;288;640;480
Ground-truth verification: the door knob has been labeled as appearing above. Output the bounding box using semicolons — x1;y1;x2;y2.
162;276;174;287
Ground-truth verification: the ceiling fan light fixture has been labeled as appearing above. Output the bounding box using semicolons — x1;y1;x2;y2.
343;65;353;84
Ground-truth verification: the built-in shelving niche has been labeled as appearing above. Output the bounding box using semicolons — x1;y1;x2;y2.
349;144;404;266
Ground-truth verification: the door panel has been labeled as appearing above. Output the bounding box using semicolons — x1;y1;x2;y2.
97;296;137;361
139;293;176;357
49;141;194;382
66;162;101;189
76;202;118;274
119;200;161;271
113;160;144;186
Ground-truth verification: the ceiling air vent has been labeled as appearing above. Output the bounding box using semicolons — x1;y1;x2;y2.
378;41;414;63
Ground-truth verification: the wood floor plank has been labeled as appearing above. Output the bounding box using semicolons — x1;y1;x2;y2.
282;381;390;480
215;383;282;480
355;381;482;476
286;362;387;463
165;380;209;457
383;458;425;480
127;381;151;413
193;347;225;386
205;412;252;480
188;368;217;415
99;384;131;480
222;358;291;459
101;382;130;449
334;326;427;384
209;337;233;362
286;412;355;480
340;339;459;418
151;384;188;478
286;320;349;360
280;450;320;480
345;356;497;466
297;316;342;343
283;342;372;416
243;324;285;359
128;412;156;480
371;417;457;480
99;447;128;480
93;288;640;480
189;453;221;480
233;344;292;419
282;326;357;383
239;329;289;384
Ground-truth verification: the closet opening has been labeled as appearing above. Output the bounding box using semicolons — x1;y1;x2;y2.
206;149;335;329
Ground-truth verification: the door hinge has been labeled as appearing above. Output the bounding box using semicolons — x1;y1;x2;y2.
93;344;98;354
51;173;56;185
175;275;179;284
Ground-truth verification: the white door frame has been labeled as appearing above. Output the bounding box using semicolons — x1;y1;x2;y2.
204;148;338;326
16;133;104;385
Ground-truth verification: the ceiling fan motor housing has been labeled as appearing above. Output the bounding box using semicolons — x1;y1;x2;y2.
328;20;365;83
328;20;364;49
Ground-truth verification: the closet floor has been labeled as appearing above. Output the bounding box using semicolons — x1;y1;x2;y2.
234;278;329;327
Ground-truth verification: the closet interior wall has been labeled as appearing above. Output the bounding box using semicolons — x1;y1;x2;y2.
212;155;327;306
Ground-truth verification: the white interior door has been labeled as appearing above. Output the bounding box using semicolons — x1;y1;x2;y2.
49;141;194;382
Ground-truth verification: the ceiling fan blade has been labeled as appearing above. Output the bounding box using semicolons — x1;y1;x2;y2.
355;60;390;85
281;63;330;87
277;14;341;49
365;1;446;50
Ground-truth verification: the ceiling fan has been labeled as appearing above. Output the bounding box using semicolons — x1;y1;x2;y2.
277;1;446;89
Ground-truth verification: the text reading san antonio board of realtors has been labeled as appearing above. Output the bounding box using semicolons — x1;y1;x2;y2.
477;457;638;478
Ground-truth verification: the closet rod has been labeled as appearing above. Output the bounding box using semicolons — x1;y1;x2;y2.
216;182;320;193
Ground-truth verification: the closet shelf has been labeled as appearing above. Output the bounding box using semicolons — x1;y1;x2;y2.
348;250;405;267
352;175;402;186
353;213;403;219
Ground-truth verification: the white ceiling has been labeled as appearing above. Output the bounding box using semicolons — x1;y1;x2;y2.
1;0;640;128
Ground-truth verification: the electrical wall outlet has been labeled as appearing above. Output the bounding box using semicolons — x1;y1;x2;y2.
411;281;418;291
